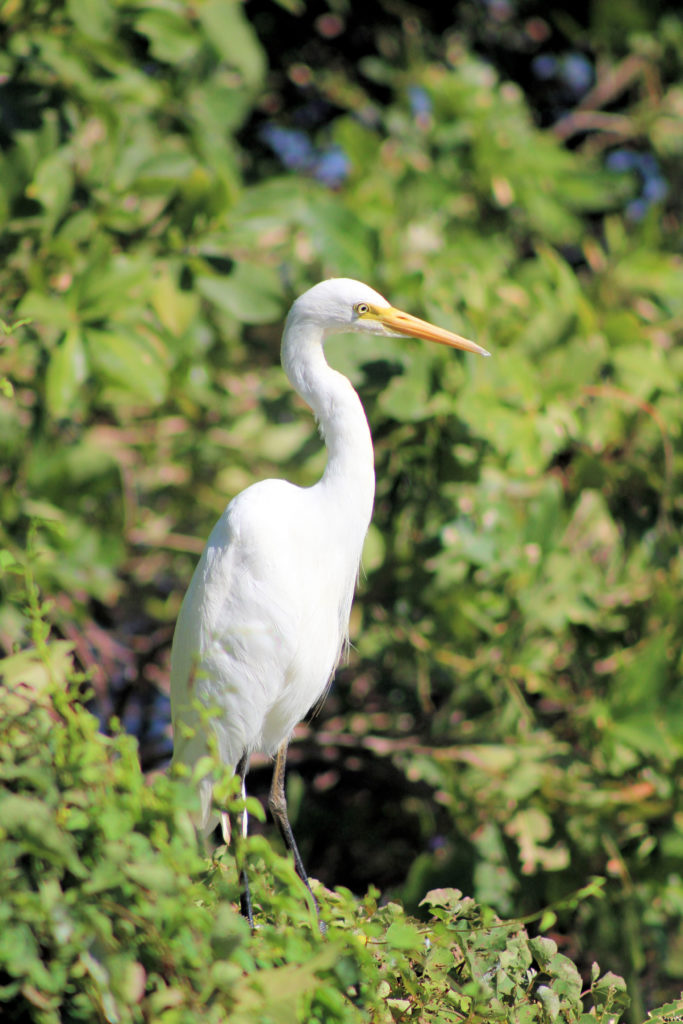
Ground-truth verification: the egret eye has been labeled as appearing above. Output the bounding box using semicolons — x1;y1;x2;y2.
354;302;370;316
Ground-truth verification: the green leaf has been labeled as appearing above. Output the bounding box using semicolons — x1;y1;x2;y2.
197;264;285;324
151;274;200;337
76;257;151;321
536;985;560;1021
0;793;86;877
0;549;19;573
135;9;200;64
26;149;74;229
0;922;40;979
539;909;558;932
17;292;74;331
591;971;630;1014
645;999;683;1024
530;936;558;967
230;950;338;1024
385;919;425;951
124;861;177;894
66;0;115;40
45;329;88;418
0;642;76;704
132;152;199;192
86;329;168;404
198;0;267;89
378;367;431;422
301;196;374;279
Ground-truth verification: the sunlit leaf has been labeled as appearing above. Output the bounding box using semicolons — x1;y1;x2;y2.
135;9;200;64
86;329;169;404
26;149;74;230
45;329;88;418
198;0;267;89
197;264;285;324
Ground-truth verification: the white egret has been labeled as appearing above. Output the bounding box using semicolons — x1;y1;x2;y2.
170;278;489;925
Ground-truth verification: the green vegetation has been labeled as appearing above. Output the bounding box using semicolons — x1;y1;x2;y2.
1;1;681;1021
0;664;629;1023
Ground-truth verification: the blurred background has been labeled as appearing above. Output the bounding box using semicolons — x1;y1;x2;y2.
0;1;681;1018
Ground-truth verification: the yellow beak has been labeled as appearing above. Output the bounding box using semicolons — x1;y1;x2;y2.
376;306;490;357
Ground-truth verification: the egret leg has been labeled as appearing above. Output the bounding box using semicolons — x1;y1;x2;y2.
268;739;325;933
235;753;254;929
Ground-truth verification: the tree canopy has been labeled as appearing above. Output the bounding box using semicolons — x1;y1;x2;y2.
1;1;682;1021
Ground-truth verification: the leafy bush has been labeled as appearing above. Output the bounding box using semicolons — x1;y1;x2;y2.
0;645;630;1023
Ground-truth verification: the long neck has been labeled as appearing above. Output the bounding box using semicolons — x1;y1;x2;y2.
281;318;375;531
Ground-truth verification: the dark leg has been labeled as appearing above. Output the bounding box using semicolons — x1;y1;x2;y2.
235;753;254;929
268;739;326;934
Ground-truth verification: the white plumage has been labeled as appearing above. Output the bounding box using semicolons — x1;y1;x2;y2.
169;278;488;921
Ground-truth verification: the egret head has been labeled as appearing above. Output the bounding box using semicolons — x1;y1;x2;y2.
287;278;489;356
288;278;390;334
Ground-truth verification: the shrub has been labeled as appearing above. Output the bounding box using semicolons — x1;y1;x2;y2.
0;669;629;1023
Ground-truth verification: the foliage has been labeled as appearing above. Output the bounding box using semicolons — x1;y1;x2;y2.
0;1;682;1021
0;661;630;1024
